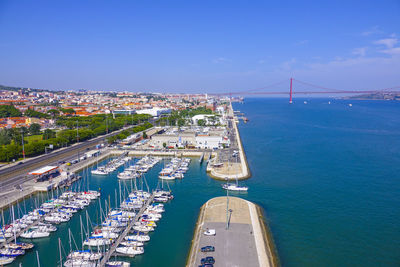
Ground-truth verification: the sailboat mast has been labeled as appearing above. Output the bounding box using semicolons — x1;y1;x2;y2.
58;238;63;267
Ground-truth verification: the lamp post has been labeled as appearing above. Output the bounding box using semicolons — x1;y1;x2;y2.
226;177;229;230
21;130;25;162
76;120;80;161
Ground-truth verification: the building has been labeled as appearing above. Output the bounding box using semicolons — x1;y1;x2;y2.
136;107;171;117
113;109;136;115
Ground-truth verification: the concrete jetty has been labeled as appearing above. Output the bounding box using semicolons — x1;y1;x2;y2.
186;197;279;267
207;102;251;180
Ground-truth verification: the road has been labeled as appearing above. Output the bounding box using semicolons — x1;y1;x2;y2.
0;125;141;189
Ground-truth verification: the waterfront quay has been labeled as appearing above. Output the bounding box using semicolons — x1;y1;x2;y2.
207;102;250;180
187;197;278;267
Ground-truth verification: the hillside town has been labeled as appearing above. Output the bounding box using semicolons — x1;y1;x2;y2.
0;85;240;163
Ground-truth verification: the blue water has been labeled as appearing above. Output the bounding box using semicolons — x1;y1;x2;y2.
5;98;400;266
237;98;400;266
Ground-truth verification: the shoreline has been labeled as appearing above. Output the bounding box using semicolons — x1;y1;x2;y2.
207;102;251;180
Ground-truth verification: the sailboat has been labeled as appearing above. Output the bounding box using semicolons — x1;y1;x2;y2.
222;177;248;191
0;256;14;265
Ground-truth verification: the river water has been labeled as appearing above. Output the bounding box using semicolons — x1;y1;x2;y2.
5;98;400;266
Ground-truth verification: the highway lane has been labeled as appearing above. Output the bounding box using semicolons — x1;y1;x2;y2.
0;125;139;183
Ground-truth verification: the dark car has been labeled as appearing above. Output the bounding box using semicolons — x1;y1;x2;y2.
200;246;215;252
201;257;215;265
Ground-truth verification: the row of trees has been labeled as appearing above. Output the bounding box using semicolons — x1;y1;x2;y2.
0;115;153;162
155;107;221;127
106;122;153;144
0;105;22;118
0;123;42;146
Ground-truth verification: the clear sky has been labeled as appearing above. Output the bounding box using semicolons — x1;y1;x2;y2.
0;0;399;93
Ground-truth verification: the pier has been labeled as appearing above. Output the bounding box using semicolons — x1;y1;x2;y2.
99;193;155;266
207;102;251;180
186;197;279;267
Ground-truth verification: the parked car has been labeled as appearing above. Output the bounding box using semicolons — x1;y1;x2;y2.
201;246;215;252
203;229;216;236
201;257;215;265
198;265;213;267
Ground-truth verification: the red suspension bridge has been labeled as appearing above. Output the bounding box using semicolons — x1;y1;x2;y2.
213;78;400;103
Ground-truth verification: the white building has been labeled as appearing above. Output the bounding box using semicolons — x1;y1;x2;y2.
192;114;223;125
136;108;171;117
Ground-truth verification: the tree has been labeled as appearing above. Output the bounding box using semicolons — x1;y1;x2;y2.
163;142;167;148
142;132;148;139
9;128;22;145
47;109;60;118
43;129;56;140
0;105;22;118
24;109;49;118
177;118;185;127
0;129;11;146
197;119;206;126
29;123;41;135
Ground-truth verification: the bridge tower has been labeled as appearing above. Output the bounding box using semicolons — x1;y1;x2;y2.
289;78;293;104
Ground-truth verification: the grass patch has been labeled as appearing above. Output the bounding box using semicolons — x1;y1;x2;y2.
24;134;43;143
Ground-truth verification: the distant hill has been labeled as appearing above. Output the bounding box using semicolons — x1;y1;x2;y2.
0;84;49;93
344;92;400;100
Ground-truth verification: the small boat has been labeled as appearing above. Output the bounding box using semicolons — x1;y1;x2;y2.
124;235;150;242
0;248;25;257
64;259;97;267
0;256;14;265
120;241;144;247
116;246;144;256
68;250;102;261
106;261;130;267
20;229;50;239
222;183;248;191
91;167;109;175
132;225;154;232
83;237;111;247
4;242;34;250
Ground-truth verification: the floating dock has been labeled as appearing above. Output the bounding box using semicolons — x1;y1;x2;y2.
186;196;279;267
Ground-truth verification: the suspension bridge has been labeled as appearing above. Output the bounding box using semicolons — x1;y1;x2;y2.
211;78;400;103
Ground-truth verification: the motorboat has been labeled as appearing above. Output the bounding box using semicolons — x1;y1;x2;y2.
0;248;25;257
116;246;144;256
0;256;14;265
4;242;34;250
124;235;150;242
105;261;130;267
20;229;50;239
222;183;248;191
120;241;144;247
32;222;57;232
68;250;102;261
91;229;119;239
64;259;97;267
132;225;154;232
91;166;109;175
44;213;70;224
83;237;111;247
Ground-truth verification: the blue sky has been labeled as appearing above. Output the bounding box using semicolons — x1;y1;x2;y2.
0;0;399;93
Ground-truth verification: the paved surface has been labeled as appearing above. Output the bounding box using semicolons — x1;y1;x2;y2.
195;222;259;267
187;197;271;267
